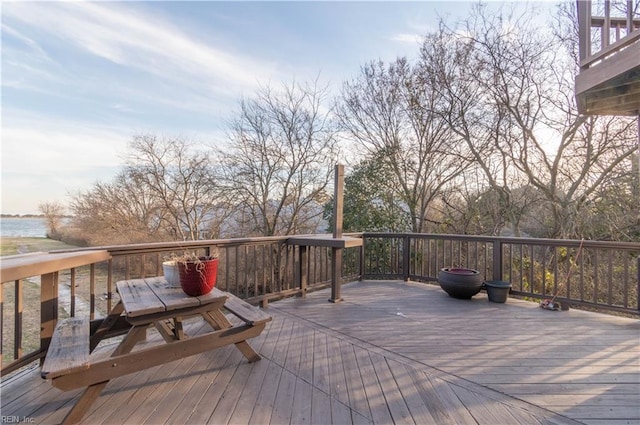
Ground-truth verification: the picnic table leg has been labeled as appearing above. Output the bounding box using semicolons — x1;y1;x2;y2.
90;301;124;352
202;310;261;362
154;317;185;342
61;381;108;425
233;341;261;362
112;325;148;355
174;317;185;340
202;310;230;330
62;325;148;423
154;320;177;343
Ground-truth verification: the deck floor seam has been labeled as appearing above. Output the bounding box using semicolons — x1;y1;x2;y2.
270;292;586;425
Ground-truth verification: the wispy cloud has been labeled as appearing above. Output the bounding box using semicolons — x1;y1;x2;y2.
2;2;276;99
1;22;69;91
391;33;423;44
1;22;51;61
2;108;227;177
2;109;131;173
0;108;133;213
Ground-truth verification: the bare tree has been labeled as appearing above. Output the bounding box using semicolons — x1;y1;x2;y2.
220;79;339;236
420;6;554;236
68;171;164;245
336;58;470;233
68;135;226;244
38;201;65;239
124;135;225;241
537;3;639;239
426;4;637;238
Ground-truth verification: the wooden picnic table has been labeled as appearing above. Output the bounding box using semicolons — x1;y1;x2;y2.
41;277;272;424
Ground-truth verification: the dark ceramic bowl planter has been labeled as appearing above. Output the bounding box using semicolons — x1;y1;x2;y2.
177;256;219;296
483;280;512;303
438;268;483;299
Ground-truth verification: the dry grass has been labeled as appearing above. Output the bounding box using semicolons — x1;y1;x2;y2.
0;237;77;256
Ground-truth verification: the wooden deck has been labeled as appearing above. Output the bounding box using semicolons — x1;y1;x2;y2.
2;280;639;424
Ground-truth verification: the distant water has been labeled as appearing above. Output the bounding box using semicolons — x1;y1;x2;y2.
0;217;48;237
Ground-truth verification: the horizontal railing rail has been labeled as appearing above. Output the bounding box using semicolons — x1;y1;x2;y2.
0;250;112;375
2;232;637;376
362;233;640;316
578;0;640;69
1;236;362;375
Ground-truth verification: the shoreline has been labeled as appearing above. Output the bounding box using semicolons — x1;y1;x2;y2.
0;236;79;256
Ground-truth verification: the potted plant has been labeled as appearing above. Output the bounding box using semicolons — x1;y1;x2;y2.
483;280;512;303
166;249;220;296
437;267;484;299
162;260;180;287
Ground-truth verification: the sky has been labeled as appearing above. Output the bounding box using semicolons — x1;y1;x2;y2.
1;0;559;215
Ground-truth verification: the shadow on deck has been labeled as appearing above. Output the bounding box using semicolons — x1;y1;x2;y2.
2;280;639;424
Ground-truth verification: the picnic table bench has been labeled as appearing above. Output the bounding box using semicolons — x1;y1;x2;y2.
41;277;272;424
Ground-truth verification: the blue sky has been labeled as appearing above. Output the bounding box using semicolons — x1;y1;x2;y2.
1;1;558;215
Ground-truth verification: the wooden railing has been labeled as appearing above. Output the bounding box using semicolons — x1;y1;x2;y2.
1;233;638;376
578;0;640;69
0;236;362;375
362;233;640;315
0;250;112;375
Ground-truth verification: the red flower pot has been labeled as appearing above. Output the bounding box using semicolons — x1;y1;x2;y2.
177;257;218;296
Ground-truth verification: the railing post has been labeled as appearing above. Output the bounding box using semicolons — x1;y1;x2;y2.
40;271;59;364
299;246;308;298
403;235;410;281
107;258;113;313
0;283;3;368
603;0;611;48
577;0;591;64
330;248;343;303
329;164;344;303
14;280;23;360
492;240;503;281
359;241;365;281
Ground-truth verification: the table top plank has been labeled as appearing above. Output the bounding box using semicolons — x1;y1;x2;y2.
117;278;229;318
196;287;228;305
145;277;201;311
117;279;166;318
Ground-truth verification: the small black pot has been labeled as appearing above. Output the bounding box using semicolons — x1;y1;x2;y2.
438;268;483;299
483;280;512;303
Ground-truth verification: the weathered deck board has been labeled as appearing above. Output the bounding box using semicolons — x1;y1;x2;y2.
2;281;637;425
183;348;243;425
207;350;258;425
355;348;394;424
1;365;52;411
290;375;314;425
410;371;477;425
370;352;412;424
340;340;372;421
326;335;349;402
270;368;297;425
271;280;640;425
390;361;439;425
89;355;193;425
311;386;332;425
